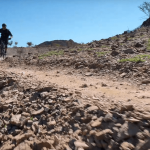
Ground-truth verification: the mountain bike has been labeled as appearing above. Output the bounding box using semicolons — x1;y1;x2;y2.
0;38;11;59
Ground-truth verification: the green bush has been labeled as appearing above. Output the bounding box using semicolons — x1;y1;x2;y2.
127;37;133;40
101;45;109;48
78;48;83;51
38;50;64;59
111;36;118;40
147;39;150;50
96;51;110;57
55;44;60;47
140;54;150;59
119;54;150;63
119;57;144;63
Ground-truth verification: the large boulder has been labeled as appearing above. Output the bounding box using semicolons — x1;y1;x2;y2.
14;142;32;150
123;49;134;54
117;122;139;141
135;42;143;48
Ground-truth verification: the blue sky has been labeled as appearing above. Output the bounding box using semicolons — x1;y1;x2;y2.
0;0;148;47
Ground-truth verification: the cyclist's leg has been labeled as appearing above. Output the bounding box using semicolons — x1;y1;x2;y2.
4;40;8;54
0;38;2;56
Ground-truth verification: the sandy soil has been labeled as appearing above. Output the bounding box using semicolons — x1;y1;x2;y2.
1;61;150;111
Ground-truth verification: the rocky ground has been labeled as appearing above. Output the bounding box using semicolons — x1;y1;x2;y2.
5;26;150;85
0;26;150;150
0;69;150;150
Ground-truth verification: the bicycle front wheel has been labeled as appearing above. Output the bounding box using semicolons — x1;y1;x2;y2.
2;44;5;59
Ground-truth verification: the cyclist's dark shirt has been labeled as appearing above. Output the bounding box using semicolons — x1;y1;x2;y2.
0;28;12;40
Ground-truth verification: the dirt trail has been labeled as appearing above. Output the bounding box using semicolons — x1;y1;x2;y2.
1;63;150;109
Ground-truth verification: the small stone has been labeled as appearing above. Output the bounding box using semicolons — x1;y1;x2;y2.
85;73;93;76
91;120;101;127
27;120;33;125
80;84;88;88
101;82;107;87
22;112;30;117
136;132;145;140
10;114;21;126
121;104;134;111
96;129;113;140
87;106;98;112
74;140;89;149
47;120;56;128
104;112;113;122
141;80;150;84
40;92;49;98
32;107;44;115
120;73;127;78
125;118;140;123
120;142;135;150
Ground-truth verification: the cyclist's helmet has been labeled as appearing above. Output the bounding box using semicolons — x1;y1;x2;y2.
2;23;6;27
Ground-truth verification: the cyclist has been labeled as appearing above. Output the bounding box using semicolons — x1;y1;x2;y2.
0;23;13;54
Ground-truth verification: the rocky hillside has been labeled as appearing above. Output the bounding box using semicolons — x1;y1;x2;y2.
37;39;79;47
6;26;150;84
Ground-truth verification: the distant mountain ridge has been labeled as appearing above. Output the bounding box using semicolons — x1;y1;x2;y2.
37;39;79;47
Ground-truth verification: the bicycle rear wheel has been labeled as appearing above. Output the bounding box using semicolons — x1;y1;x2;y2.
2;49;6;59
